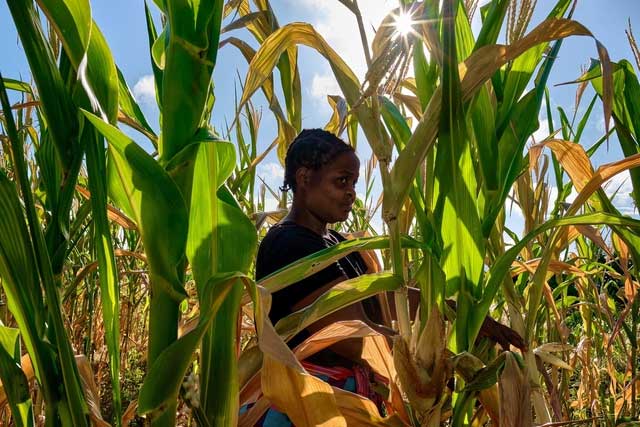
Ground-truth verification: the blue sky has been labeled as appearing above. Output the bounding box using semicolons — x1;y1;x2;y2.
2;0;639;234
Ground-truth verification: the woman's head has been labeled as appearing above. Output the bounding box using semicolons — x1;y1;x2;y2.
282;129;359;224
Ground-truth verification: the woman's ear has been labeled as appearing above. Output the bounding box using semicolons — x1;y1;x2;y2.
295;167;309;190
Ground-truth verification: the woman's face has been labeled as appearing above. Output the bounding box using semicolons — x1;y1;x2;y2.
300;151;360;224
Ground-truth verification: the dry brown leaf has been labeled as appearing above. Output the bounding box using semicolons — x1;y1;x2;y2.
76;185;138;230
499;353;533;427
121;400;138;426
253;286;403;426
512;258;585;277
76;355;111;427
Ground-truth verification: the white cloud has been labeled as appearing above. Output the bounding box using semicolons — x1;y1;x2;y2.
597;115;614;133
133;74;156;104
604;170;637;215
258;161;285;179
264;195;280;212
531;119;550;143
310;73;341;100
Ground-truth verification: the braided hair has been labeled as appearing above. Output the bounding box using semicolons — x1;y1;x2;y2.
280;129;354;193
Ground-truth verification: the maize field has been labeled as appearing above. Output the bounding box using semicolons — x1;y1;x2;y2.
1;0;640;425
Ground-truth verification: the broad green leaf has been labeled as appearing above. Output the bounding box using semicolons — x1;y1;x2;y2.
151;26;167;70
497;0;572;126
589;60;640;206
83;110;189;302
379;96;428;231
434;0;484;352
476;212;640;342
76;23;119;123
83;124;122;426
35;133;62;214
138;273;249;414
0;78;34;94
37;0;92;66
0;171;48;385
6;0;79;169
275;273;403;343
0;326;34;427
186;140;253;288
254;235;425;299
160;0;224;163
185;138;257;424
116;67;157;145
474;0;509;49
144;1;164;109
1;78;89;427
38;0;119;124
412;42;434;111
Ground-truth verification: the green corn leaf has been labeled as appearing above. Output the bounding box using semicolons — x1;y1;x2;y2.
37;0;92;67
38;0;119;124
151;26;167;70
160;0;224;163
82;110;189;302
0;326;34;427
6;0;79;170
274;273;403;342
589;60;640;206
0;78;34;94
435;0;484;352
83;124;122;426
574;94;598;143
379;96;428;230
34;133;62;214
185;138;257;424
454;0;475;61
144;1;163;110
1;81;89;426
0;171;49;387
476;212;640;343
497;0;572;127
474;0;509;49
116;67;157;145
138;273;250;415
412;41;435;111
76;23;119;122
255;235;425;298
186;138;254;288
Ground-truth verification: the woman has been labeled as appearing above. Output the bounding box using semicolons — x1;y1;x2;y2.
248;129;525;426
256;128;392;359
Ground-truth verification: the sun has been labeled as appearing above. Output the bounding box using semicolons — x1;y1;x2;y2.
394;10;416;38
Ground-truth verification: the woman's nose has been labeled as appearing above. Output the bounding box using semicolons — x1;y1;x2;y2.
346;185;355;199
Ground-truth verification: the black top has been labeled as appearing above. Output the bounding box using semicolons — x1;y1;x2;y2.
256;221;367;330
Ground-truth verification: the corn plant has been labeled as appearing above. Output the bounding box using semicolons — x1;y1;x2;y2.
3;0;640;425
235;0;640;424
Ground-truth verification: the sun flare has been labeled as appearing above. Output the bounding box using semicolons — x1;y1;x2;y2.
394;10;416;37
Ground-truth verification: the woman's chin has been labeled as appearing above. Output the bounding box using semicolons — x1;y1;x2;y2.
337;211;351;222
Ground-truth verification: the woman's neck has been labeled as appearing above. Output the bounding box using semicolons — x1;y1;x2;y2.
285;204;328;237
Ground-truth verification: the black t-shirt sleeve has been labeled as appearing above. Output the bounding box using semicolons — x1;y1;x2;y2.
256;225;346;324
